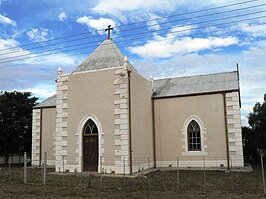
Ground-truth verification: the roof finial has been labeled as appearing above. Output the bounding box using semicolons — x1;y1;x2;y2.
55;67;63;83
57;67;63;76
105;25;113;40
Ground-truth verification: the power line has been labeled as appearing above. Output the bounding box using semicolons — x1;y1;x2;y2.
1;21;265;70
0;0;261;52
1;2;265;57
115;0;261;27
1;13;265;64
0;21;266;68
0;9;265;62
0;15;265;67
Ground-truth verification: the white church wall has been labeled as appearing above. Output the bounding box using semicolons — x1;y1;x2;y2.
156;159;228;168
41;107;56;163
64;67;124;173
55;75;69;172
113;66;130;174
154;94;228;163
32;107;57;167
225;91;244;167
130;71;154;173
31;109;41;166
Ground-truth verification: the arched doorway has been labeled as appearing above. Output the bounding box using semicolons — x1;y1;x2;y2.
83;119;99;171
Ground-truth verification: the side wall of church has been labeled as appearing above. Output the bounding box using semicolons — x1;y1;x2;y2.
225;91;244;167
31;109;41;166
32;107;56;166
154;93;228;168
41;107;56;165
130;71;153;173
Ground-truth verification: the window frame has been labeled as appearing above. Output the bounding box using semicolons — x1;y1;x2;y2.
181;115;207;156
187;120;201;151
83;119;99;136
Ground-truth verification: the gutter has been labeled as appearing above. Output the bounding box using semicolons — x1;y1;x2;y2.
153;89;239;100
222;92;230;170
39;108;43;166
127;70;133;175
151;97;156;168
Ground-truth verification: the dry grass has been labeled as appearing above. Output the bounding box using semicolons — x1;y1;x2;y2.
0;164;265;199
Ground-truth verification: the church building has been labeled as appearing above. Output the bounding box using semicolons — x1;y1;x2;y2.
31;31;244;174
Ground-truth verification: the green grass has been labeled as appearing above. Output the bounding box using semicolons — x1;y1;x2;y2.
0;165;265;198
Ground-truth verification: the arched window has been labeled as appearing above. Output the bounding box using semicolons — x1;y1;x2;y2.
83;119;98;135
187;120;201;151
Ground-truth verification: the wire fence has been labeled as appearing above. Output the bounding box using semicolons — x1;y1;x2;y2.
0;153;265;196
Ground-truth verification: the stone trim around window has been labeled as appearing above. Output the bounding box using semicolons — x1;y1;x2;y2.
181;115;208;156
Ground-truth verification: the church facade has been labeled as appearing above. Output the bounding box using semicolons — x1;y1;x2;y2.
31;38;244;174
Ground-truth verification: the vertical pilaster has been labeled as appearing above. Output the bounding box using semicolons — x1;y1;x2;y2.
113;67;130;174
55;75;69;172
225;91;244;167
31;109;41;165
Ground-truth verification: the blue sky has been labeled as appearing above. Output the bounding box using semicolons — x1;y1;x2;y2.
0;0;266;125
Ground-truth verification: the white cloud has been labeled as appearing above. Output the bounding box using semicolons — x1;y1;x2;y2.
239;23;266;37
23;52;82;68
93;0;177;13
0;39;31;61
146;14;163;31
27;28;54;42
0;14;16;26
58;11;67;21
77;16;116;34
167;25;196;37
129;35;238;58
93;0;178;21
18;84;56;101
0;38;18;49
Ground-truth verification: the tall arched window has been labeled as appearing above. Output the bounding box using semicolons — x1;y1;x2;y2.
84;119;98;135
187;120;201;151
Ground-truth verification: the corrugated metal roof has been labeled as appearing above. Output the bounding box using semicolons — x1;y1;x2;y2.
153;71;239;98
72;39;137;73
34;94;56;108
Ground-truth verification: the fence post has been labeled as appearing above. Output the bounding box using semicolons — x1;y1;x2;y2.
261;154;266;196
203;156;206;194
80;173;83;185
24;152;27;184
148;157;151;192
88;173;91;188
62;155;65;173
123;157;126;190
43;152;47;185
176;157;180;191
8;161;10;181
100;156;103;189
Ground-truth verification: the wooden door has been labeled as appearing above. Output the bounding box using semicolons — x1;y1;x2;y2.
83;136;98;171
83;119;99;171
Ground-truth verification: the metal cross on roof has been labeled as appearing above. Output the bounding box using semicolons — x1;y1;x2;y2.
105;25;113;40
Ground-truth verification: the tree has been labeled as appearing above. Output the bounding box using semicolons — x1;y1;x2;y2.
242;126;258;162
242;94;266;162
0;91;38;164
248;94;266;154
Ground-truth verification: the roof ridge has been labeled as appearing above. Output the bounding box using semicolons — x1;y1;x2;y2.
109;39;123;67
154;71;237;81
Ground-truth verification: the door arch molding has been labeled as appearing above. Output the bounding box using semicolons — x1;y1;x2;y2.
77;114;102;172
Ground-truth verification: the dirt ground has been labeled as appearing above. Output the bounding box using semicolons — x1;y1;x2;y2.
0;165;265;199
